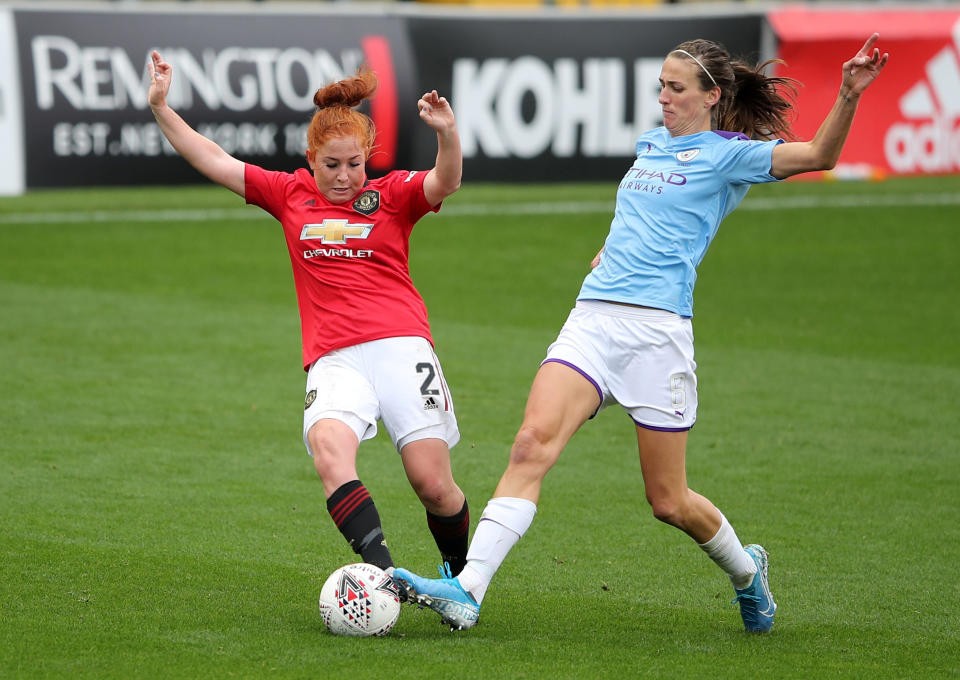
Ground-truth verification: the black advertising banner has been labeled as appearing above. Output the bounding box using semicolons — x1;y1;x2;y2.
14;6;416;187
406;12;765;181
9;5;765;189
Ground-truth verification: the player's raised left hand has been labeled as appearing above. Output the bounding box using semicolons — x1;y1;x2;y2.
148;50;172;109
842;33;888;97
418;90;456;133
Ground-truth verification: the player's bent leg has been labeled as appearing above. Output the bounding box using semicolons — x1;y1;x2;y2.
636;424;775;632
393;563;480;631
399;437;464;515
308;420;395;570
400;437;470;573
493;361;599;500
635;426;722;542
308;418;363;497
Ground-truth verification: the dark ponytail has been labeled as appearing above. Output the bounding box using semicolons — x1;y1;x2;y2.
717;60;799;141
671;40;800;140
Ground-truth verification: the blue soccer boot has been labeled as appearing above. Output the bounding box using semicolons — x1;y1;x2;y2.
392;563;480;631
733;544;776;632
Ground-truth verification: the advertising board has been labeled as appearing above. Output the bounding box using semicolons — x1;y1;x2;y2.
11;6;416;188
3;4;769;190
769;6;960;177
0;8;25;196
406;12;765;180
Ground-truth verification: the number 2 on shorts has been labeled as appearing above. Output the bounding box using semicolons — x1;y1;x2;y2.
416;362;440;396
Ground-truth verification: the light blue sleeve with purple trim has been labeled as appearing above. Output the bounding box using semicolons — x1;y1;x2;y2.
577;127;782;317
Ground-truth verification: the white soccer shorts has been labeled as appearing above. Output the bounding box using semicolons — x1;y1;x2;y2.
303;336;460;454
543;300;698;431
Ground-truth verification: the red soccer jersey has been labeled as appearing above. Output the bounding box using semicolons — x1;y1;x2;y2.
245;165;439;370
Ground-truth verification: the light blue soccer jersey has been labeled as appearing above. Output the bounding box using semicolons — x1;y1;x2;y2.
578;127;783;317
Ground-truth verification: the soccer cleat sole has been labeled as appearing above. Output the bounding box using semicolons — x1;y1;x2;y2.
395;580;476;630
414;592;462;631
395;580;417;605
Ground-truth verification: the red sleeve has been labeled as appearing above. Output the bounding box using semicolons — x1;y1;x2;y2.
387;170;439;224
245;163;291;220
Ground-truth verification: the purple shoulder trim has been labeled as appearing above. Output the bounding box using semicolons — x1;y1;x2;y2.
713;130;750;141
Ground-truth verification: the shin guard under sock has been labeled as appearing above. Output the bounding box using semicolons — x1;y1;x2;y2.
326;480;393;571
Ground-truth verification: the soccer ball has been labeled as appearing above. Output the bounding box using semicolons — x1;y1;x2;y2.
318;563;401;637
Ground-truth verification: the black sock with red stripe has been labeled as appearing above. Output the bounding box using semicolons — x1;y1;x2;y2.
426;499;470;575
326;480;393;571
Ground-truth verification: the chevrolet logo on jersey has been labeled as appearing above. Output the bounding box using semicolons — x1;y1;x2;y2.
300;220;374;244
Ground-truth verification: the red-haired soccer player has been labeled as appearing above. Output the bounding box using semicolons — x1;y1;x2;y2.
148;50;470;579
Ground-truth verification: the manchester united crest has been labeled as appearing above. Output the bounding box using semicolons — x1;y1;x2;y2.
352;190;380;216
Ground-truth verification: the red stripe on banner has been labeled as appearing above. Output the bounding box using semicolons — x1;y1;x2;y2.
768;6;960;40
330;487;370;526
362;35;398;172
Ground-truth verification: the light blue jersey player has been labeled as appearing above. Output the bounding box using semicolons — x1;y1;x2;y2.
395;34;888;634
580;128;782;317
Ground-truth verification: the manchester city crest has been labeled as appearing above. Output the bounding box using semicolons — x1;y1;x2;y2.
352;190;380;216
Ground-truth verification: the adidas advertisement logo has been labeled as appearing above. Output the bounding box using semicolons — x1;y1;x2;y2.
884;19;960;173
423;397;440;411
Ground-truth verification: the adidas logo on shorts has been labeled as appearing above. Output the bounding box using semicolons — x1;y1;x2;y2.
423;396;439;411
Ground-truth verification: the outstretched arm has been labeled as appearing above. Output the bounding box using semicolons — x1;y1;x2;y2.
770;33;888;180
148;51;246;197
418;90;462;207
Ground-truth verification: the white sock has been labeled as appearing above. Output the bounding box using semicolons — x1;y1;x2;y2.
456;497;537;604
698;512;757;590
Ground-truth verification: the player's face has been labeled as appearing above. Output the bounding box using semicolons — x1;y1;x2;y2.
658;56;719;137
306;136;367;204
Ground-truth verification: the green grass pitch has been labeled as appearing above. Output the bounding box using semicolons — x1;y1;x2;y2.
1;175;958;678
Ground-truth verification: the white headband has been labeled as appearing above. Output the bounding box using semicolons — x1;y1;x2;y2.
671;49;718;88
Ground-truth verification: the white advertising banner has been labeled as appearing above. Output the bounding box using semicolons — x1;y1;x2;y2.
0;8;25;196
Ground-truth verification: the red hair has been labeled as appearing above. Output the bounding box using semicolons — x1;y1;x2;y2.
307;68;378;157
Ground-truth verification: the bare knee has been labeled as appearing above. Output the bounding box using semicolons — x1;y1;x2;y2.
647;493;688;529
506;424;560;474
307;422;356;485
309;431;336;473
410;475;457;508
401;439;463;514
407;468;464;515
511;424;550;461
